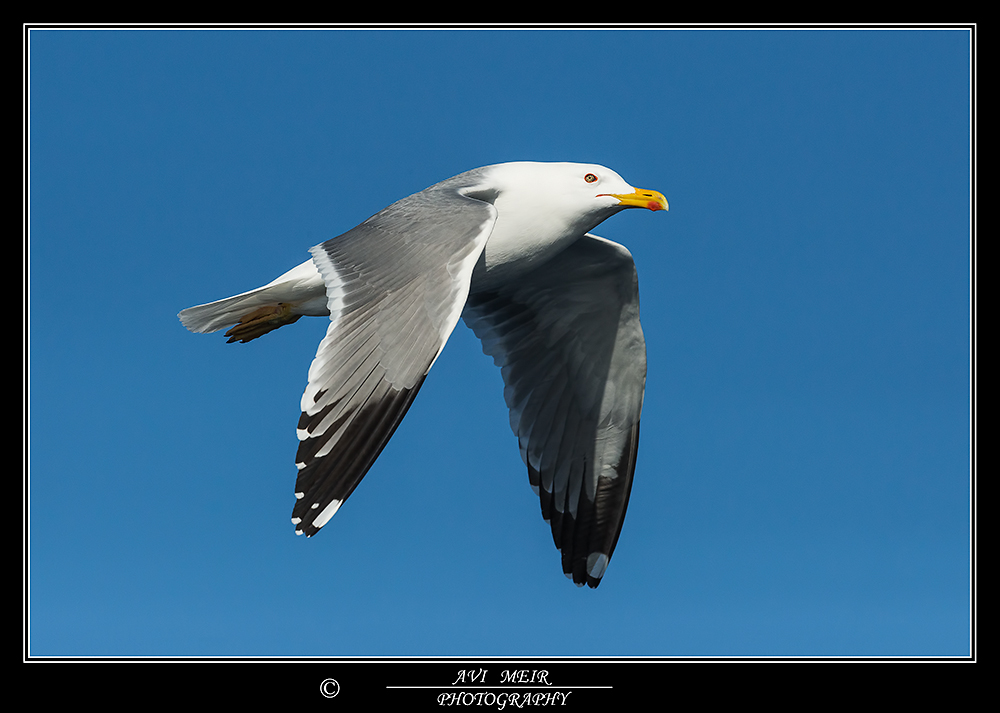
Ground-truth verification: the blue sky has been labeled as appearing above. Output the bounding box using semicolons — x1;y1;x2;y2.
27;27;972;659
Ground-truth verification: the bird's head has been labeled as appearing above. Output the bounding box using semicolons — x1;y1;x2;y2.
487;161;667;239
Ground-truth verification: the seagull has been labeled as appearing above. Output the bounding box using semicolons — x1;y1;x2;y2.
179;161;667;587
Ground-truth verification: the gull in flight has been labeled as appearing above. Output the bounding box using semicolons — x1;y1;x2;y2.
179;161;667;587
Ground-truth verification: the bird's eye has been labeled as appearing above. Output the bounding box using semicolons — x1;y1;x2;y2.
584;173;598;183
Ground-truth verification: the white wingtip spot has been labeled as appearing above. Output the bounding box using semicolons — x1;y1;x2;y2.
295;491;305;499
586;552;609;580
291;517;301;525
295;529;304;536
312;498;343;529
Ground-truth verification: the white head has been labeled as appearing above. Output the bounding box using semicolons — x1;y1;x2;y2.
466;162;667;286
480;161;665;243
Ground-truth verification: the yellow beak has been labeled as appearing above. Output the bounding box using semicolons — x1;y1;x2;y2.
601;188;668;212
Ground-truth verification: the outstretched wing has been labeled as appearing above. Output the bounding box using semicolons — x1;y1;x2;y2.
292;185;497;536
463;234;646;588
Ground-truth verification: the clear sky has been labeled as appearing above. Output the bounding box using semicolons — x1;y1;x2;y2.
27;26;972;660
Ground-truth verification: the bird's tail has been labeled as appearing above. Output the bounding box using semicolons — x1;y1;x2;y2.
178;259;327;341
178;285;290;335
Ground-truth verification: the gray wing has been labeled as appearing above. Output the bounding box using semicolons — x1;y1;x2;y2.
292;183;497;536
463;234;646;588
